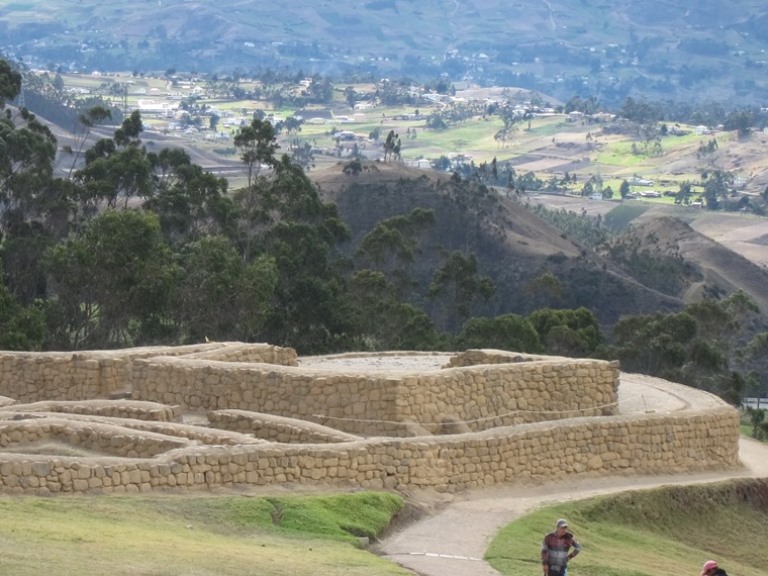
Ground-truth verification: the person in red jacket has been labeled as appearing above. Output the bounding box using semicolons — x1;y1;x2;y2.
700;560;728;576
541;518;582;576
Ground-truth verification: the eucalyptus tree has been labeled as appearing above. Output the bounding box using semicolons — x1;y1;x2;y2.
355;208;435;298
0;107;58;234
0;61;55;322
0;59;21;106
527;307;603;357
0;84;64;308
0;262;45;350
383;130;401;161
74;110;153;212
428;251;495;331
44;210;177;349
232;150;352;353
68;105;112;177
609;293;761;404
234;118;279;188
144;147;237;245
255;156;352;352
455;313;542;353
346;269;442;351
170;236;277;343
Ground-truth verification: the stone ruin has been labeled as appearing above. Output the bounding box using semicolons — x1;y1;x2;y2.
0;342;740;495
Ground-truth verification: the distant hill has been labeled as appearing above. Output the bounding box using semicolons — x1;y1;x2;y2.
314;160;768;333
607;216;768;314
314;161;685;331
3;0;768;106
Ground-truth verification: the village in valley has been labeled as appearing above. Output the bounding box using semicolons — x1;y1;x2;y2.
33;66;768;210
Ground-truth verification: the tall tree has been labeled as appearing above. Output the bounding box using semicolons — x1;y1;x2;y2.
257;157;351;352
347;270;441;351
456;313;542;353
171;236;277;343
356;208;435;297
145;148;236;245
74;111;152;211
232;153;351;353
45;210;176;349
527;307;602;357
68;105;112;177
383;130;401;161
0;105;63;307
234;118;279;188
0;59;22;107
428;251;495;330
0;262;45;350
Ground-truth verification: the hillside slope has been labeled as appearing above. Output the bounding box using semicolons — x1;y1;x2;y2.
615;216;768;313
3;0;768;105
315;161;683;329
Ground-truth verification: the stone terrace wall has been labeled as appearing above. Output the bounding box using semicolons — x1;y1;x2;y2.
10;400;182;422
0;343;296;402
0;344;741;496
447;349;556;367
131;356;619;436
208;410;362;444
0;418;190;458
0;406;739;495
182;343;298;366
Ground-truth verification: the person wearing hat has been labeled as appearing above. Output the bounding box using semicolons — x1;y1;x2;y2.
541;518;582;576
700;560;728;576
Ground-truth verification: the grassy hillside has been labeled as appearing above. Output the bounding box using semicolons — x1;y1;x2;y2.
487;478;768;576
34;68;768;195
0;490;409;576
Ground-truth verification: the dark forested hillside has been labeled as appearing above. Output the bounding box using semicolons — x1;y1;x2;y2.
2;0;768;106
315;161;685;331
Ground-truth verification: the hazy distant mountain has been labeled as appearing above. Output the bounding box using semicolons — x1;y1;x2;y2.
3;1;767;106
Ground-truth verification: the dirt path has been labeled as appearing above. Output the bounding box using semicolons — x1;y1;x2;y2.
378;376;768;576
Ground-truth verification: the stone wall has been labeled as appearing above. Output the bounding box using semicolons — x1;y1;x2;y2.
10;400;182;422
0;406;739;494
0;344;742;496
0;418;190;458
446;349;545;367
131;356;620;436
0;343;296;402
208;409;362;443
183;343;298;366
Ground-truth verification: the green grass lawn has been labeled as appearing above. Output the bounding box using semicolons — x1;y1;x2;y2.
595;141;652;168
0;491;410;576
2;472;767;575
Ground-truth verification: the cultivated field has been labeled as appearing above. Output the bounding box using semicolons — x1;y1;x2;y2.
49;72;768;198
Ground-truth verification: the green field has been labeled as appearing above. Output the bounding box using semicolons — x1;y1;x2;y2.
52;71;761;194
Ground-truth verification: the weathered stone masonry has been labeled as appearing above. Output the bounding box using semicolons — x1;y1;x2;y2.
0;344;741;495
